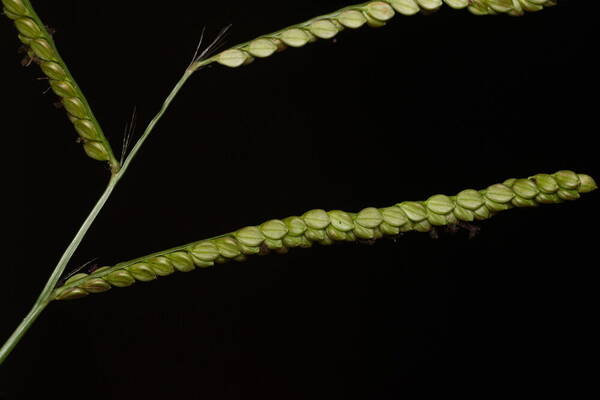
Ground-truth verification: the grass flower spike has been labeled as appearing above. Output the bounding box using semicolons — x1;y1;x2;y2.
53;170;596;300
190;0;558;71
2;0;119;172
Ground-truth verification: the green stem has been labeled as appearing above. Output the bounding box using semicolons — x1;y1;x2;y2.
0;69;195;365
0;177;117;365
0;297;48;365
117;70;193;176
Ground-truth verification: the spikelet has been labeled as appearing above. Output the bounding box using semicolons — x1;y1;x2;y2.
53;170;595;300
2;0;119;172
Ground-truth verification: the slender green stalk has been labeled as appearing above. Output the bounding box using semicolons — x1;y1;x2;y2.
118;70;194;176
0;69;194;365
0;176;117;365
0;300;48;365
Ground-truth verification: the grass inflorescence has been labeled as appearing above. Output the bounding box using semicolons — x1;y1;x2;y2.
188;0;557;71
0;0;568;366
2;0;120;172
52;170;596;301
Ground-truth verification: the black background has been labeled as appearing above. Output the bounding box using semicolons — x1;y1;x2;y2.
2;1;598;398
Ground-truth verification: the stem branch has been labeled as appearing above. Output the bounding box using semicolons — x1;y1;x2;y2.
1;69;195;365
0;300;48;365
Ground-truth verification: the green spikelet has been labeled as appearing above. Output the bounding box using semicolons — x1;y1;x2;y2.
52;170;595;301
2;0;119;172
